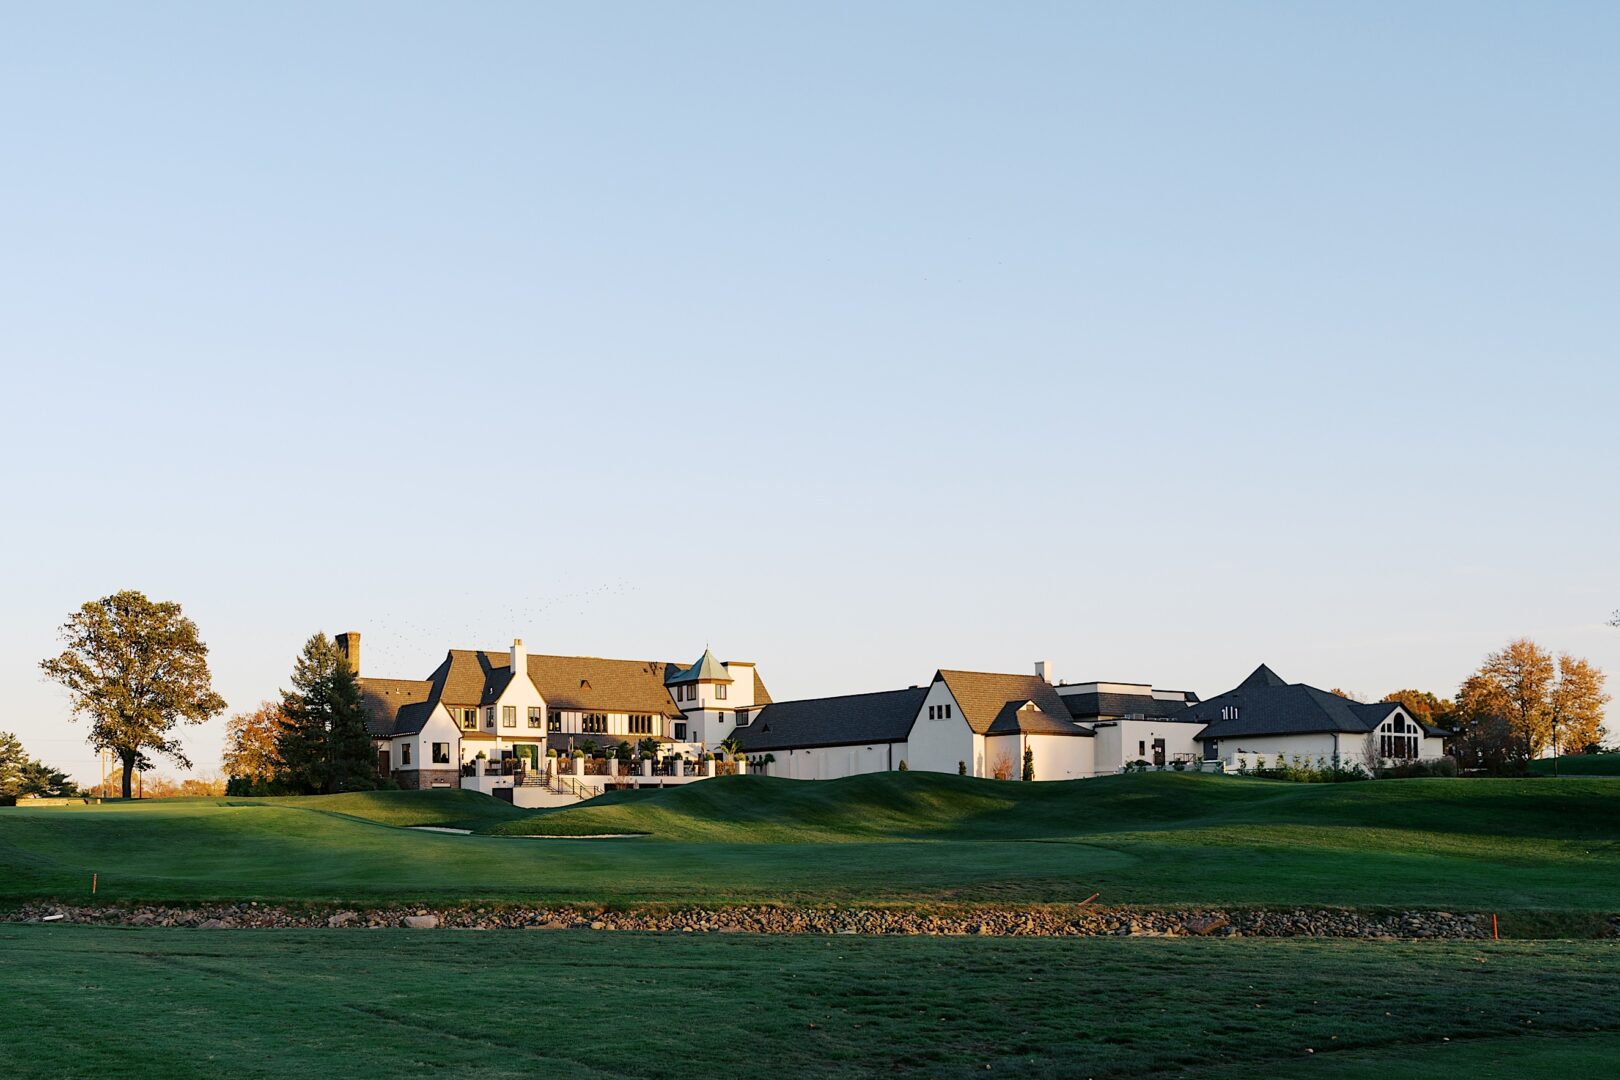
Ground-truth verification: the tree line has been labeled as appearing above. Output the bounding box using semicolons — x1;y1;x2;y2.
0;731;80;805
37;591;377;799
222;632;376;795
1379;637;1609;773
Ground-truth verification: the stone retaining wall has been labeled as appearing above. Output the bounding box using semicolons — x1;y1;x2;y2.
12;903;1599;939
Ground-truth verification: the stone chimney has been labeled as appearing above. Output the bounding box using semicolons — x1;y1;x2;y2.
335;632;361;675
510;638;526;675
1035;660;1051;684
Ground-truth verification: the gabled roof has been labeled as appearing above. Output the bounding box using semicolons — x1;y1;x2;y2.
666;648;734;685
430;650;516;707
934;670;1091;737
734;687;926;752
358;678;435;738
370;648;690;739
528;654;684;718
985;700;1095;737
1186;666;1422;741
749;669;773;706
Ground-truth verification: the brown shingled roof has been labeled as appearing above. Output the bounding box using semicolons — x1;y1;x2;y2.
935;670;1089;736
358;677;435;738
367;647;716;739
528;654;683;718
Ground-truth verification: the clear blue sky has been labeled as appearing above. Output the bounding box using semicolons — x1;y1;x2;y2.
3;2;1616;782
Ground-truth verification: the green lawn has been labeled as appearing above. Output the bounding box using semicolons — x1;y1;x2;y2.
1530;753;1620;776
2;773;1617;912
1;926;1616;1079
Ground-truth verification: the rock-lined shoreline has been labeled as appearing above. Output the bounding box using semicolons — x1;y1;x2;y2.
9;903;1589;939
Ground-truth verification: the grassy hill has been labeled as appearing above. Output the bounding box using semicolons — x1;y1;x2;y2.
1530;753;1620;776
1;774;1617;913
480;770;1620;842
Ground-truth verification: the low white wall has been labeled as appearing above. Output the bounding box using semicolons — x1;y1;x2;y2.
768;743;901;779
1023;733;1096;780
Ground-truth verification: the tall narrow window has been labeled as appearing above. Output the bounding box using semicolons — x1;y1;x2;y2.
502;706;516;728
716;683;727;700
401;743;412;766
527;707;542;729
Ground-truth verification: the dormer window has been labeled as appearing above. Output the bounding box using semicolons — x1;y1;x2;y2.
1220;705;1239;721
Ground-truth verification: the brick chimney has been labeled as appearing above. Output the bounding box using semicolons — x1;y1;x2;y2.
335;632;361;675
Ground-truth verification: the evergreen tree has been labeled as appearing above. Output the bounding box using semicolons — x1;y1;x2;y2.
278;633;375;794
1022;746;1035;782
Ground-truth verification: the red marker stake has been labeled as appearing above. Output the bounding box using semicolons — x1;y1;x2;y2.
1492;913;1498;940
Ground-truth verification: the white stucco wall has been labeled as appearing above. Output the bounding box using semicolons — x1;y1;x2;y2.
905;681;980;775
1022;733;1096;780
1093;720;1203;772
768;743;903;779
391;706;462;771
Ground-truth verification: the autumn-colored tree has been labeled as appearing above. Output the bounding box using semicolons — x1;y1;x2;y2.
1379;689;1456;728
222;701;290;784
1328;688;1364;702
40;591;227;799
1456;639;1608;764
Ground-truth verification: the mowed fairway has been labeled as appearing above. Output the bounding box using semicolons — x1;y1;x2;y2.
1;774;1618;911
1;925;1618;1080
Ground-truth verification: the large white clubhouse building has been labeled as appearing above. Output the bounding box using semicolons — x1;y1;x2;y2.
347;631;1449;804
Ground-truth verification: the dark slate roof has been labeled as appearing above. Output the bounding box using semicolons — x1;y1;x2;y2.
1188;665;1415;741
358;678;434;738
1058;691;1200;722
1239;664;1288;689
733;687;927;752
935;670;1080;736
984;700;1095;737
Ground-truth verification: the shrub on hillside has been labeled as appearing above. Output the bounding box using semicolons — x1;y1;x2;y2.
1378;756;1460;780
